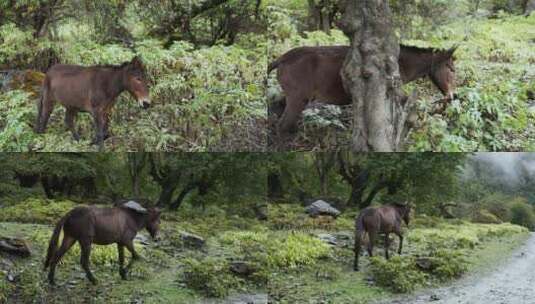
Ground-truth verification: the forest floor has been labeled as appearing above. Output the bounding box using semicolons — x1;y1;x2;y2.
270;228;528;304
384;233;535;304
268;204;530;304
0;221;268;304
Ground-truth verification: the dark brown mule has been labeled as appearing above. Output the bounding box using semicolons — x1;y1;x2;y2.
268;45;457;135
44;203;161;285
35;56;151;147
353;202;411;271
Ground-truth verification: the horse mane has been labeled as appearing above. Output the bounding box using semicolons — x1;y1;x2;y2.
401;44;456;58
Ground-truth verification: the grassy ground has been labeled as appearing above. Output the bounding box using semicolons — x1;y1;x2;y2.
267;204;530;304
0;203;269;304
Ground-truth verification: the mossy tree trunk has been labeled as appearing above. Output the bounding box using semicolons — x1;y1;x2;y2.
340;0;411;152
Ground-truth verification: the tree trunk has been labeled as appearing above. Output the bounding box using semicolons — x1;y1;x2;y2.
41;177;54;199
128;153;146;197
340;0;411;151
157;185;177;207
169;182;198;210
525;0;535;15
268;172;283;201
361;182;388;209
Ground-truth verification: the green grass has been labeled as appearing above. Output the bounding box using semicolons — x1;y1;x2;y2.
266;209;530;303
0;218;268;304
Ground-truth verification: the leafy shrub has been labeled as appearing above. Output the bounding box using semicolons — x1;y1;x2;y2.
182;257;243;298
0;279;13;304
509;201;535;230
0;198;76;224
369;256;427;293
472;209;502;224
0;90;37;151
268;232;330;269
425;249;468;281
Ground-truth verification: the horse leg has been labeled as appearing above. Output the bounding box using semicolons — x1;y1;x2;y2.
64;107;80;141
367;231;376;257
354;230;362;271
91;110;105;149
79;239;97;284
277;93;306;139
47;235;75;285
384;233;390;260
125;240;141;270
397;233;404;255
117;244;127;280
37;93;55;133
102;112;111;140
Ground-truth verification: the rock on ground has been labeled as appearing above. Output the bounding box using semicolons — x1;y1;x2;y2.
305;200;341;218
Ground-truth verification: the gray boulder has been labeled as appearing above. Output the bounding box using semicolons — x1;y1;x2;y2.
305;200;341;218
229;261;256;276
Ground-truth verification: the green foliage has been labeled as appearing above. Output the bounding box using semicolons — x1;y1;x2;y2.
427;249;468;281
472;209;502;224
268;232;330;269
0;4;266;151
509;201;535;230
0;90;36;151
0;279;12;304
0;198;76;224
182;257;244;298
369;217;526;293
369;256;427;293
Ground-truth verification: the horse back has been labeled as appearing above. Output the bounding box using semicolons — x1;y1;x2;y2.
276;46;350;105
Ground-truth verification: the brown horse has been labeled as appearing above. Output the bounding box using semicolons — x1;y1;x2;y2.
44;203;161;285
35;56;151;147
268;45;457;135
353;202;411;271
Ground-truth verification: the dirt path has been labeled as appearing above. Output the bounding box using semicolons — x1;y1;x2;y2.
383;233;535;304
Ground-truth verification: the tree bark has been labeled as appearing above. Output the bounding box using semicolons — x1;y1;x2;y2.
268;171;283;201
157;185;177;207
169;182;198;210
340;0;411;151
128;153;146;197
525;0;535;15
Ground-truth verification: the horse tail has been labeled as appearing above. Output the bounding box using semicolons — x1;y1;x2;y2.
267;58;281;75
354;214;366;271
44;213;67;270
35;77;48;133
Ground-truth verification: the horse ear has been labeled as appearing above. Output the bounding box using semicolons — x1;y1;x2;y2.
447;45;459;58
131;56;143;67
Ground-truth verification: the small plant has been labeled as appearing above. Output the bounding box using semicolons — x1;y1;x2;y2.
182;257;243;298
427;249;468;281
369;256;427;293
509;201;535;231
0;198;77;224
268;232;330;269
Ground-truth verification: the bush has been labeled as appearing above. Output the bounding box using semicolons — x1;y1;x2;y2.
425;249;468;281
268;232;330;269
509;201;535;230
182;257;243;298
0;198;76;224
0;90;37;151
472;209;502;224
369;256;427;293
